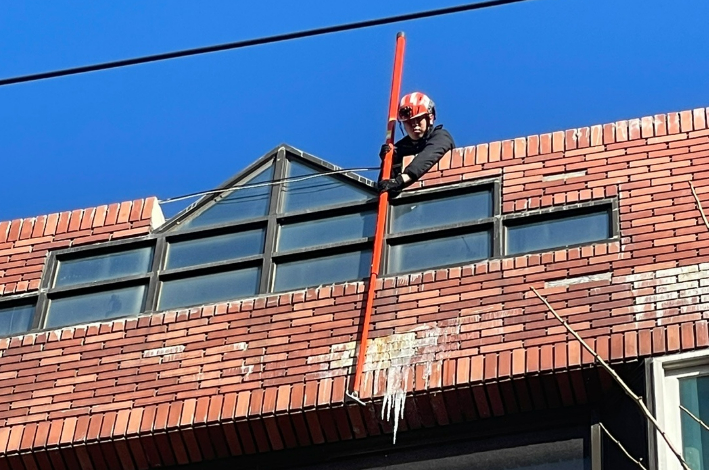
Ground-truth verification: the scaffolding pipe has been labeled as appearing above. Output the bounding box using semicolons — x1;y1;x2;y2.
349;32;406;401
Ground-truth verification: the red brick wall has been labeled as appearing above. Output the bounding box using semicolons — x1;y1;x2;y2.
0;108;707;468
0;198;160;296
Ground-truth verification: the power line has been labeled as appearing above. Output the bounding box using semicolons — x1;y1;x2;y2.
0;0;531;87
158;167;380;204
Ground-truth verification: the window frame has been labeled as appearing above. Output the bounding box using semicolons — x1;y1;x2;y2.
7;147;622;335
647;350;709;470
0;294;39;337
502;198;620;257
384;179;501;275
19;147;379;331
384;180;619;276
37;236;159;330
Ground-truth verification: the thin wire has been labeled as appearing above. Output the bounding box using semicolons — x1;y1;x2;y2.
689;181;709;229
0;0;532;87
159;167;380;204
598;422;648;470
680;404;710;431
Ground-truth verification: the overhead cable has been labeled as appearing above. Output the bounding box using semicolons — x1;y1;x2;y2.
158;167;380;204
0;0;531;87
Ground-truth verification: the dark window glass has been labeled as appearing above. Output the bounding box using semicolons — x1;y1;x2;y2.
376;437;586;470
281;160;371;213
180;164;273;230
389;231;490;274
679;375;709;470
278;211;376;252
0;303;34;337
55;247;153;287
391;190;492;232
274;249;371;292
46;285;146;328
506;209;610;255
166;229;265;270
159;267;260;310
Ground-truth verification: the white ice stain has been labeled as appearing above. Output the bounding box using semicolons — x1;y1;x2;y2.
364;325;456;444
315;320;474;444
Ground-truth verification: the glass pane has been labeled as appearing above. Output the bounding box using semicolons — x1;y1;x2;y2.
506;210;610;255
46;285;146;328
0;303;34;337
274;249;371;292
166;229;265;270
159;267;260;310
679;375;709;470
180;164;273;230
281;160;371;213
389;231;490;274
278;211;376;252
392;190;492;232
55;247;153;287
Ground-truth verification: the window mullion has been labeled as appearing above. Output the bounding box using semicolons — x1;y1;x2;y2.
146;236;167;313
493;179;503;258
260;147;287;294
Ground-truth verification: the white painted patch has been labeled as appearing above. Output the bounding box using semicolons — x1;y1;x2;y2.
143;345;185;357
542;170;587;182
545;272;611;288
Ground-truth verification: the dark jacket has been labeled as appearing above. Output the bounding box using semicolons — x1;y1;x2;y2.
391;125;455;185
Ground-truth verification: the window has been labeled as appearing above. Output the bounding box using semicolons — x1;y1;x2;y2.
47;285;147;329
384;182;615;275
274;249;372;292
277;211;376;252
54;246;153;287
44;243;155;329
505;207;611;255
280;160;371;213
165;229;265;270
177;163;274;230
0;300;35;337
389;231;490;274
386;185;495;275
10;147;618;335
156;151;377;309
649;350;709;470
159;267;261;310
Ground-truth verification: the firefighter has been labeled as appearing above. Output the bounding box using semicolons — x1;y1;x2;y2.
377;92;455;193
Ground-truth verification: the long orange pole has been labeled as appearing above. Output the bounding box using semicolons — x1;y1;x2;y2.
352;32;406;398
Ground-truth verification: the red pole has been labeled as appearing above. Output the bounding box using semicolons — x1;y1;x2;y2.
351;32;406;398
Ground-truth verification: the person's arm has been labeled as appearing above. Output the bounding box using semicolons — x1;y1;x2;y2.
376;139;407;192
402;128;455;183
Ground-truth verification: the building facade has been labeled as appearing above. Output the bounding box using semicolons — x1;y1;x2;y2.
0;107;707;470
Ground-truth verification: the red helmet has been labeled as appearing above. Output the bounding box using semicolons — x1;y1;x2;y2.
397;92;436;122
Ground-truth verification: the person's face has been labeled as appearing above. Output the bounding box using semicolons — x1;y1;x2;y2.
403;114;430;140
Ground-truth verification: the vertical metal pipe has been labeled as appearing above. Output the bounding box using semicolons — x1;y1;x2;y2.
351;32;406;397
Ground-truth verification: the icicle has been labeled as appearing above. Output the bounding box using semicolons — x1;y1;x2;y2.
380;364;409;444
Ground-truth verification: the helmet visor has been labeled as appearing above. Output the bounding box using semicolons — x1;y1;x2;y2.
398;106;427;122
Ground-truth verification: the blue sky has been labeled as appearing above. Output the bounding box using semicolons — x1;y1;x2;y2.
1;0;707;221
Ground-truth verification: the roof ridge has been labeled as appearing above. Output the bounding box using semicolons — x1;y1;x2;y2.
458;106;708;159
0;197;161;243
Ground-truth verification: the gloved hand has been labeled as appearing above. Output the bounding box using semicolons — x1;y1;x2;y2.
379;143;395;160
377;175;405;193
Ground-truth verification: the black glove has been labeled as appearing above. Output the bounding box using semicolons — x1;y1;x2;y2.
379;143;395;160
377;175;405;193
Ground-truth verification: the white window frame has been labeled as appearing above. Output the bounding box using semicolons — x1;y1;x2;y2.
648;349;709;470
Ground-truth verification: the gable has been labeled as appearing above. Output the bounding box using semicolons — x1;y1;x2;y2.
164;145;376;232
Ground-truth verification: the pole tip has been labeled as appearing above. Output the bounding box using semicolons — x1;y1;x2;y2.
396;31;405;38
